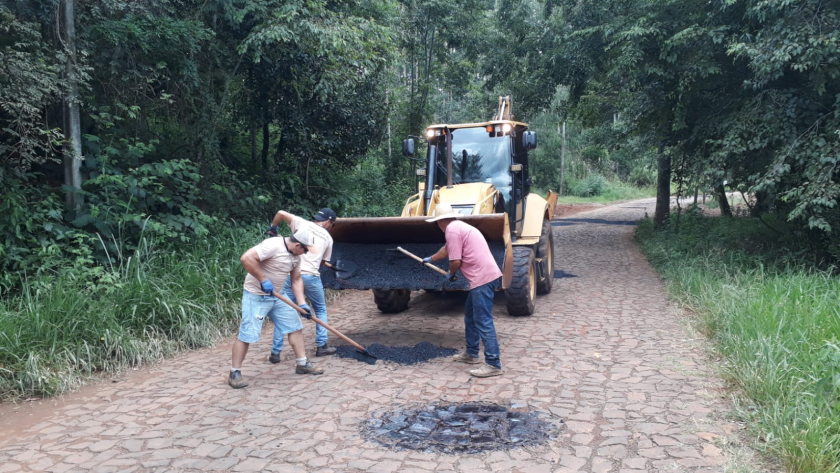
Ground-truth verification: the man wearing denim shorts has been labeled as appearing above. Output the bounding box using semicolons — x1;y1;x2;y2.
229;228;325;389
265;208;337;361
423;203;504;378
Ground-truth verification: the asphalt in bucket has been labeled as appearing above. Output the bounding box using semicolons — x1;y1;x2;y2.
334;342;457;365
363;402;561;454
320;242;506;291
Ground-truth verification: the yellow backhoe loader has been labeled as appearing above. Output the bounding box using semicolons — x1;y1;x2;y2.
321;96;557;316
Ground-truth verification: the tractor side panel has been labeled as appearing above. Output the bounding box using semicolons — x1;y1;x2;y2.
520;194;550;240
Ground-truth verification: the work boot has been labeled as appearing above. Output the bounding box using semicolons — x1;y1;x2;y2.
228;370;249;389
295;361;324;375
452;352;481;364
315;344;337;357
268;352;281;364
469;364;503;378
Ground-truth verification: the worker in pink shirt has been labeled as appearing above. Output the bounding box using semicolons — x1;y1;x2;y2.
423;203;503;378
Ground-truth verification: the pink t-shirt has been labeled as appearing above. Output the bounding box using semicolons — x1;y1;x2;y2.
445;220;502;289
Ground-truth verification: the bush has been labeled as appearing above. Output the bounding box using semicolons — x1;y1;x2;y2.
628;165;657;187
571;173;608;197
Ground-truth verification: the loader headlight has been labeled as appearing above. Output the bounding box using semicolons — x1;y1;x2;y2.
502;123;512;133
426;129;435;138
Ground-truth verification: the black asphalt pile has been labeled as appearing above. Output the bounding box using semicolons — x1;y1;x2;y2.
321;242;505;291
363;402;561;454
334;342;457;365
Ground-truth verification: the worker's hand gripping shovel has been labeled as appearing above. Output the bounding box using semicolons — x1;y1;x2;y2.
271;291;377;365
393;247;457;282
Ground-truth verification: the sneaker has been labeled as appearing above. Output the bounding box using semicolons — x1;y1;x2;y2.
228;370;249;389
268;352;281;364
469;364;503;378
452;352;481;364
316;344;337;357
295;361;324;375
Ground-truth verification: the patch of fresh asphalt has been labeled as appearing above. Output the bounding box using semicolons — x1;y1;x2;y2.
334;342;457;365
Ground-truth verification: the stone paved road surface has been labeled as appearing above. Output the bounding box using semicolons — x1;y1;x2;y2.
0;199;747;472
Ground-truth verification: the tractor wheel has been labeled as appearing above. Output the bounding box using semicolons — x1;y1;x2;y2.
536;219;555;295
505;247;536;316
373;289;410;313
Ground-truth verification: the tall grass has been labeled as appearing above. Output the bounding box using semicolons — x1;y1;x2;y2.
0;227;257;400
636;213;840;472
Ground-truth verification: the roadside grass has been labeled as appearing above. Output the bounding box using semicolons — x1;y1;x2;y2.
636;212;840;472
537;181;656;205
0;226;258;401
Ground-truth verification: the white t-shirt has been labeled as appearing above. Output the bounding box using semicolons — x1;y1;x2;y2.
243;237;300;295
290;216;333;276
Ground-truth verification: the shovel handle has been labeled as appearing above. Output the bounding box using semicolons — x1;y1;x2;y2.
395;246;450;277
272;291;368;353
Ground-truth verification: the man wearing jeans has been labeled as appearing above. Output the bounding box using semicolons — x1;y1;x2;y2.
229;228;325;389
423;203;504;378
266;208;338;361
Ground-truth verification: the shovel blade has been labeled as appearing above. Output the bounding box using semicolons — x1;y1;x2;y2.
333;259;357;279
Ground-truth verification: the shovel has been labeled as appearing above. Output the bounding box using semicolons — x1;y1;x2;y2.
323;260;356;279
271;291;377;365
392;246;457;282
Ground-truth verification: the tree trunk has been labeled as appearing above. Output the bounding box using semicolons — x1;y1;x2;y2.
61;0;83;209
559;121;566;195
654;152;671;228
249;68;256;168
250;121;257;168
261;122;269;171
716;183;732;217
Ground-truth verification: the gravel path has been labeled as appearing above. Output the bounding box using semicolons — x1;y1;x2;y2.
0;198;749;472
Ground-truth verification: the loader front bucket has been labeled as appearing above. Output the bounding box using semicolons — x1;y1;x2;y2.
322;215;513;291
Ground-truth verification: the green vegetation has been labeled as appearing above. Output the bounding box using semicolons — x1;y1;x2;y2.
489;0;840;245
0;227;253;399
555;183;655;205
637;213;840;472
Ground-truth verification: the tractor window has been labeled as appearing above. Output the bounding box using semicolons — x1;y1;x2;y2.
433;127;512;196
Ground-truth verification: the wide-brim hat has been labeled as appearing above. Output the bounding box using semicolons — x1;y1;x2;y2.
425;203;462;223
290;228;317;253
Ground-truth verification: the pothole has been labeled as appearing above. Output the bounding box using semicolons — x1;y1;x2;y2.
363;402;561;453
334;342;457;365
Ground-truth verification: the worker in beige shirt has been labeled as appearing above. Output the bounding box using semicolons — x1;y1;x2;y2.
266;208;337;361
229;228;324;389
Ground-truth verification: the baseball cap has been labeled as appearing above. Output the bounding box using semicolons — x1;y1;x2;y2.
313;208;337;222
289;228;317;253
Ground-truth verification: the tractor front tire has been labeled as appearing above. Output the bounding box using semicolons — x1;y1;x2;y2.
536;219;555;295
505;247;536;316
373;289;410;313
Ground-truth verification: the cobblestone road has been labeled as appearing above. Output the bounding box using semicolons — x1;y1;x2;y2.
0;199;746;472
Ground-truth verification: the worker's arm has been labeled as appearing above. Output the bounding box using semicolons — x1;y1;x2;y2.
241;247;276;294
429;246;448;262
448;259;462;277
267;211;296;236
240;248;266;282
271;210;295;228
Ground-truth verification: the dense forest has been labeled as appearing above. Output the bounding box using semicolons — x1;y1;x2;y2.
3;0;838;292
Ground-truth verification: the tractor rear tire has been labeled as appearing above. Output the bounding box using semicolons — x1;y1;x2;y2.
536;219;555;295
373;289;410;313
505;247;536;316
